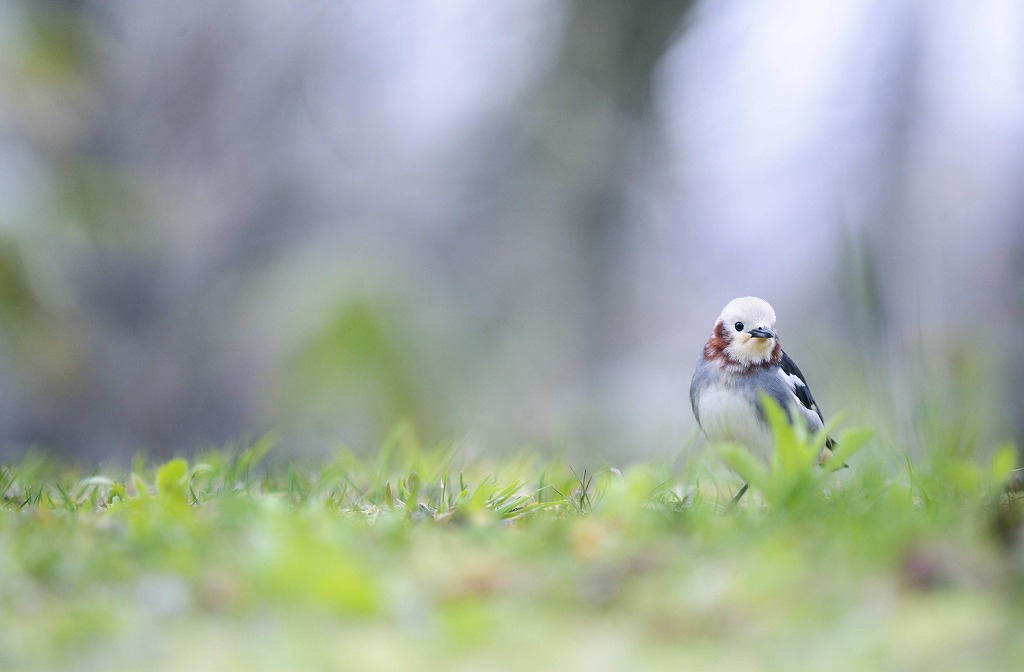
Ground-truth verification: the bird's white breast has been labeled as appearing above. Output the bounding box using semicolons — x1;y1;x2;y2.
697;383;774;463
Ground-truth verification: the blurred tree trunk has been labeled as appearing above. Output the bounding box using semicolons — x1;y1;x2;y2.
543;0;693;367
841;2;922;352
456;0;695;445
466;1;693;436
1011;240;1024;462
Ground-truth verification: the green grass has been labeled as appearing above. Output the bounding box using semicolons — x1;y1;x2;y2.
1;424;1023;672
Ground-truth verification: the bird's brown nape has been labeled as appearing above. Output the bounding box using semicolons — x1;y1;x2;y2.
703;321;731;365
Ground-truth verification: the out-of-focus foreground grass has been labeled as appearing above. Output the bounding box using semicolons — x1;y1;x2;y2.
1;426;1023;672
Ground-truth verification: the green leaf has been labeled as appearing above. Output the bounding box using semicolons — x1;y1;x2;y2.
489;479;524;507
156;459;188;499
403;471;420;502
823;428;873;472
760;393;815;475
467;479;492;512
131;473;151;498
990;444;1018;486
237;433;278;474
717;442;769;493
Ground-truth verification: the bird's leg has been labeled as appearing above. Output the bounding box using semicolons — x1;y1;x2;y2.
730;483;749;506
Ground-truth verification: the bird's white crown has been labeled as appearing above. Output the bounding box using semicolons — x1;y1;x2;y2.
717;296;777;330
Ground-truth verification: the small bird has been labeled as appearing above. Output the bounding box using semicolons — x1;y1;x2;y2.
689;297;835;500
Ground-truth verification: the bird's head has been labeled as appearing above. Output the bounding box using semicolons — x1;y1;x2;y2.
704;296;781;370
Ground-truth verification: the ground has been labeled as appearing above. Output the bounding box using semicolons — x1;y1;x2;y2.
1;425;1022;672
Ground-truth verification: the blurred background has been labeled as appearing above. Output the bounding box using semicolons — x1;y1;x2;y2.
1;0;1023;465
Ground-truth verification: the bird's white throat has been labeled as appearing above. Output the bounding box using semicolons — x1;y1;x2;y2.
725;333;776;365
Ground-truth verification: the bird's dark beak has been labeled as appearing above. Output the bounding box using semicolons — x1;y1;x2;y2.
747;327;775;339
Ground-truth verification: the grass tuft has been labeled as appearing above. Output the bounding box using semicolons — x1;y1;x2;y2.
1;430;1022;671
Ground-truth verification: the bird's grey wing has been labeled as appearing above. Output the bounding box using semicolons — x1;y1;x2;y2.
689;356;711;425
778;350;835;449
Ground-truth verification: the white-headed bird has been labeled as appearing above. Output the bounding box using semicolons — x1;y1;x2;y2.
690;297;835;500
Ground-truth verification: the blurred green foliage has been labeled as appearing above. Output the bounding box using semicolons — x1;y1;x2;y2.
17;4;88;85
717;395;873;511
1;431;1023;671
271;301;440;444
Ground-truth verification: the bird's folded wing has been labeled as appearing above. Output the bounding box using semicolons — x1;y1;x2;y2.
778;350;835;449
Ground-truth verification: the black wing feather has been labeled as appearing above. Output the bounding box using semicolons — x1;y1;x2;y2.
779;350;835;450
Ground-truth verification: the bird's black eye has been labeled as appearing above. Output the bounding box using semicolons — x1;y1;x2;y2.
734;321;744;332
